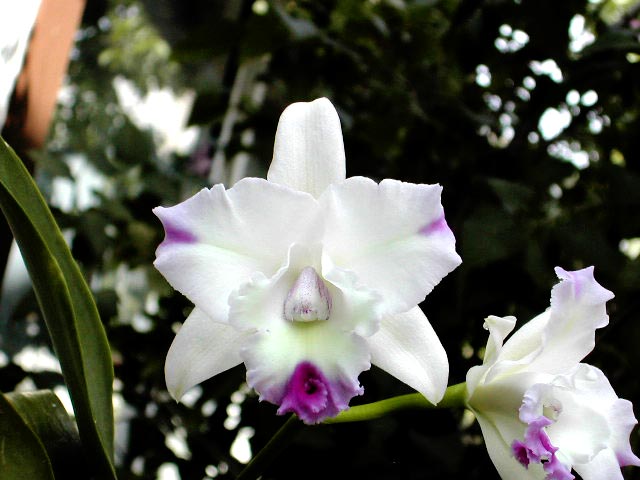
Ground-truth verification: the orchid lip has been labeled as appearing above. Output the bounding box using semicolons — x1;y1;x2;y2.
511;414;575;480
276;360;363;424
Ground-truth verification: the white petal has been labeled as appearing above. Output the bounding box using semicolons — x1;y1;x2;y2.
467;315;519;395
548;389;609;465
574;449;624;480
467;370;547;424
368;306;448;403
165;308;248;400
574;391;640;480
515;267;613;375
608;398;640;467
154;178;318;321
482;267;614;380
482;315;517;368
321;252;382;337
552;364;640;472
572;386;640;480
320;177;461;316
267;97;346;198
486;310;548;372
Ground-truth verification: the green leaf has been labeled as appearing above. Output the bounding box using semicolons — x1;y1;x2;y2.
0;392;55;480
0;138;116;480
6;390;83;478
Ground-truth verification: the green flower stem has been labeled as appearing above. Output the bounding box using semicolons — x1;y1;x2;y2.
324;382;467;424
235;383;467;480
236;414;302;480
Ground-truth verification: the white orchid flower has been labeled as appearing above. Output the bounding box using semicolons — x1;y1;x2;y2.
154;98;461;424
466;267;640;479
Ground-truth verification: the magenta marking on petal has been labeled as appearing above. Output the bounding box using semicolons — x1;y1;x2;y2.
419;214;451;236
276;361;362;424
521;416;556;462
617;451;640;467
162;222;197;245
554;266;596;298
512;440;531;467
543;455;575;480
565;270;583;297
513;415;574;480
616;452;640;467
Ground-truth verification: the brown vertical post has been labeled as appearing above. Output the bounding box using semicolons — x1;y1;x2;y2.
0;0;86;294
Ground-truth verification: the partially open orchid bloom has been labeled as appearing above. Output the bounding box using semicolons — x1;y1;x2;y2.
154;98;461;424
466;267;640;479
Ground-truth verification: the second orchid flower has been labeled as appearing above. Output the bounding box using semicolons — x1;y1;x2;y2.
466;267;640;479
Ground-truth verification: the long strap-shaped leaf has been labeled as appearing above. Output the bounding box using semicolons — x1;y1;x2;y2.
0;393;55;479
0;138;116;480
6;390;83;478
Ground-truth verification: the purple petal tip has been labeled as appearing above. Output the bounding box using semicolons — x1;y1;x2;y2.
162;222;197;246
617;451;640;468
419;214;451;236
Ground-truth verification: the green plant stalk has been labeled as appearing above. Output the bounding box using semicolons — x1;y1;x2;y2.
235;383;467;480
236;414;302;480
325;381;467;424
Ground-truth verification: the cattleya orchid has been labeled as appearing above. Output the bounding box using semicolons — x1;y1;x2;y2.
154;98;461;424
466;267;640;479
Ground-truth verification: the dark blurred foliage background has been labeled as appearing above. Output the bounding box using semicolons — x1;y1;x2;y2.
1;0;640;478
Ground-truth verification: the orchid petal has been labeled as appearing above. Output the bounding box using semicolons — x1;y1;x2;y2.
482;315;517;368
165;308;248;400
551;365;640;472
368;306;448;403
468;371;548;424
321;252;382;337
518;267;613;375
267;97;346;198
550;392;609;466
574;393;640;480
320;176;461;316
609;399;640;467
574;449;624;480
481;267;613;380
154;178;318;322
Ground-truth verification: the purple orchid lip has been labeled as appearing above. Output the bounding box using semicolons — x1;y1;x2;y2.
511;415;574;480
276;361;362;424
